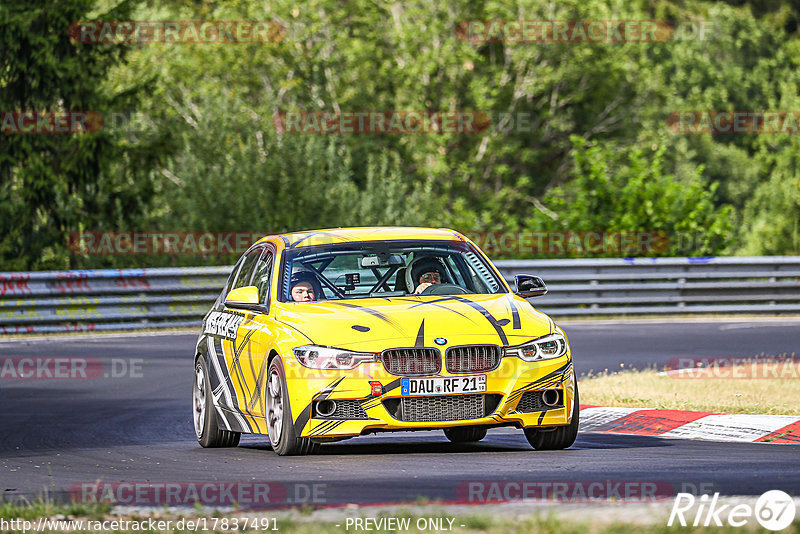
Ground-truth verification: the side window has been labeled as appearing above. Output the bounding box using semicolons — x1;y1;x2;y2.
251;250;274;304
232;248;262;290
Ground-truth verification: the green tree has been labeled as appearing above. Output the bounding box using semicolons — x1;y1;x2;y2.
519;136;733;257
0;0;174;270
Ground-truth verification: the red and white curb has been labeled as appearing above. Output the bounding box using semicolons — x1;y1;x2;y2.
579;406;800;444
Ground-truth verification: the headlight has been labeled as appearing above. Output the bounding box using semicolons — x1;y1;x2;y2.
505;333;568;362
293;345;377;370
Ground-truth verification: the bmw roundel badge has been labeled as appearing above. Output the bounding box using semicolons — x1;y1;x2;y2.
434;337;447;346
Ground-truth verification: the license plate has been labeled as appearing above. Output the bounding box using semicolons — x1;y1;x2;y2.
401;375;486;396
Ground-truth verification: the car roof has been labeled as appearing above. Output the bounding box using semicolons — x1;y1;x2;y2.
257;227;466;248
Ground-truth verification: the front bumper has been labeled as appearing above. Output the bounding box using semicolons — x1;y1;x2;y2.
283;353;576;438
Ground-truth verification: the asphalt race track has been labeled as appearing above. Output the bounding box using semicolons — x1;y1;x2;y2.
1;319;799;508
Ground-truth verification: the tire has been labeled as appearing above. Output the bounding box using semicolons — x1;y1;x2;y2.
443;426;487;443
266;355;319;456
523;383;580;451
193;357;241;448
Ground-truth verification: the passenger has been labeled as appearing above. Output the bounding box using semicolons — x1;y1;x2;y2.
291;280;315;302
290;271;320;302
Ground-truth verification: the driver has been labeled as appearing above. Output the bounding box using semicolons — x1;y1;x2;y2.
410;257;447;294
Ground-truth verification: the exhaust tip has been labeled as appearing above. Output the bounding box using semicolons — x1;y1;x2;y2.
316;399;337;417
541;389;560;407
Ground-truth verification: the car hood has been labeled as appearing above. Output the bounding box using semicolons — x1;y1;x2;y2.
272;293;553;351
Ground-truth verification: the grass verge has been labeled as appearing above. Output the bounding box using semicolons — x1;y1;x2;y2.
581;361;800;415
1;502;796;534
0;499;110;521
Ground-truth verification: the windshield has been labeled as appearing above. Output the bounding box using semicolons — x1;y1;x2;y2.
279;240;505;302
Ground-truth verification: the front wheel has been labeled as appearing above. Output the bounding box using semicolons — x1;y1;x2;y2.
193;357;240;448
267;355;319;456
523;383;580;451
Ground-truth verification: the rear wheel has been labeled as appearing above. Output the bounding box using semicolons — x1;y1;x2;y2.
444;426;487;443
524;383;580;450
267;355;319;456
193;357;240;448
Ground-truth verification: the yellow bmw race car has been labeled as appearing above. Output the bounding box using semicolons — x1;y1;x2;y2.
192;227;578;455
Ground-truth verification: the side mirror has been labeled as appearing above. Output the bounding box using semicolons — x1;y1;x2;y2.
224;286;265;312
514;274;548;298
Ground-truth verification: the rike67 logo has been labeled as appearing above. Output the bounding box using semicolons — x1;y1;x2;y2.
669;490;796;531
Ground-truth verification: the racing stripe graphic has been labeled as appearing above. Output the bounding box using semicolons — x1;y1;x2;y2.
293;403;313;435
214;337;252;432
243;334;269;433
294;377;344;435
538;411;547;425
206;337;250;432
247;358;267;414
402;295;510;343
274;318;315;344
414;320;425;347
207;337;232;430
318;377;345;399
228;327;264;432
215;336;244;415
315;421;338;435
506;360;573;404
230;328;257;399
398;297;477;323
205;346;221;391
361;398;383;410
212;337;229;394
322;420;347;434
357;379;402;411
508;298;521;329
308;420;337;435
447;296;509;345
309;420;347;436
310;420;348;436
508;374;568;403
383;378;403;393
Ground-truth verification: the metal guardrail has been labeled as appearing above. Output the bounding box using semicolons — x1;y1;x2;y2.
1;257;799;334
498;256;800;316
0;267;228;334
